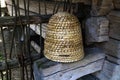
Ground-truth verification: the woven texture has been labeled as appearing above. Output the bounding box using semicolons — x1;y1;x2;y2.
44;12;84;63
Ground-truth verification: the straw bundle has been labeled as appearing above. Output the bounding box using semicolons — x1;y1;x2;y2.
44;12;84;63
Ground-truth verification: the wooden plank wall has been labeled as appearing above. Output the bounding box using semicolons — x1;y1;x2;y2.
95;7;120;80
4;0;120;80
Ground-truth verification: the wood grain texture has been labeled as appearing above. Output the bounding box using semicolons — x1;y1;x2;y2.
106;55;120;65
54;0;91;5
30;24;47;38
33;48;105;80
31;41;41;53
91;0;113;16
0;16;50;26
85;17;109;43
97;39;120;58
108;11;120;40
96;60;120;80
113;0;120;9
5;0;64;16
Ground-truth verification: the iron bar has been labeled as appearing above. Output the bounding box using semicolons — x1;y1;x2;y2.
8;0;22;78
16;0;26;80
11;3;14;16
23;0;27;16
55;2;61;14
39;0;42;57
39;23;42;55
38;0;41;15
67;0;72;13
25;66;29;80
63;0;67;11
0;0;1;16
26;0;34;80
17;1;27;80
53;0;57;14
0;71;4;80
9;0;19;59
43;0;47;15
9;69;11;80
0;27;9;80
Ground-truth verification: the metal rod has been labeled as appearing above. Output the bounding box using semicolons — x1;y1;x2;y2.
0;0;1;16
1;71;4;80
20;1;28;80
20;62;25;80
63;0;68;11
38;0;41;15
16;1;26;80
25;65;29;80
12;3;14;16
38;0;43;57
55;2;61;13
26;0;34;80
53;0;57;14
9;69;12;80
39;23;42;54
23;0;27;16
68;0;72;13
9;0;18;59
44;0;47;15
1;27;9;80
18;28;25;80
9;0;22;79
0;1;9;77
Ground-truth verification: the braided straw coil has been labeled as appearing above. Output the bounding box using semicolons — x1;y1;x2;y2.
44;12;84;63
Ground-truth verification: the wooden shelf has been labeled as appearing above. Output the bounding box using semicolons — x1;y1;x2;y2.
31;41;41;53
30;23;105;80
33;48;105;80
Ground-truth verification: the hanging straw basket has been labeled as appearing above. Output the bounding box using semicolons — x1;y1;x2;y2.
44;12;84;63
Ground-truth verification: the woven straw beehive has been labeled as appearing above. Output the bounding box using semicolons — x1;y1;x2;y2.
44;12;84;63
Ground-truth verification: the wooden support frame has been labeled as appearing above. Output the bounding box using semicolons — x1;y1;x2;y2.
33;48;105;80
0;15;51;26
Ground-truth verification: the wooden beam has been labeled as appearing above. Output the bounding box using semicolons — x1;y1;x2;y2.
30;23;47;38
5;0;63;16
97;38;120;58
31;41;41;53
106;55;120;65
113;0;120;9
108;11;120;40
96;60;120;80
0;15;51;26
91;0;113;16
